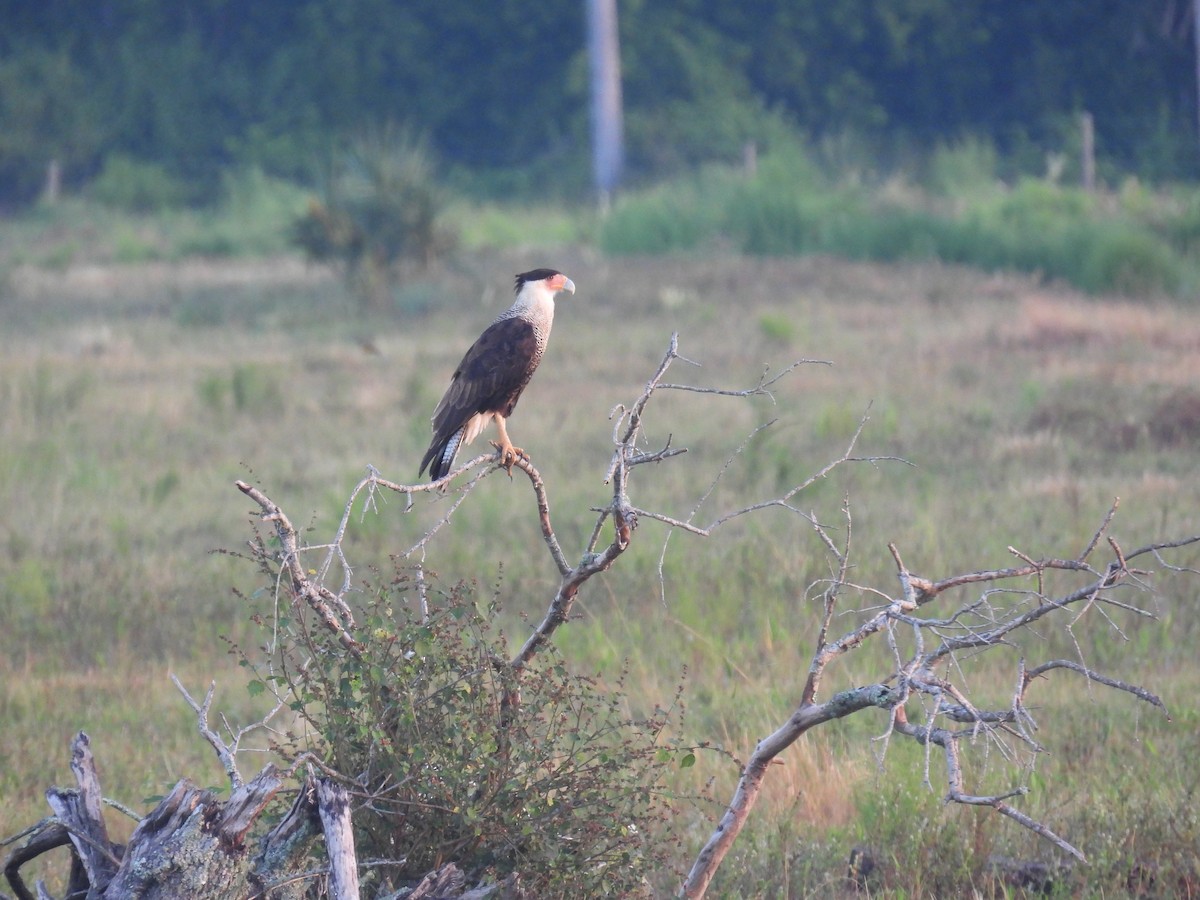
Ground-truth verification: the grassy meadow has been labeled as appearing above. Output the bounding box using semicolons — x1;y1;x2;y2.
2;189;1200;896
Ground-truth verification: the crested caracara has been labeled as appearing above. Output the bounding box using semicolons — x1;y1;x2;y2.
419;269;576;481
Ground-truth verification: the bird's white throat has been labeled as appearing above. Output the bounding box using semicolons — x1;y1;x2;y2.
499;282;556;330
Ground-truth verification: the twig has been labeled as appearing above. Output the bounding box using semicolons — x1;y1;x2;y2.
1078;497;1119;561
237;480;363;658
657;358;831;401
1024;659;1169;718
171;675;286;790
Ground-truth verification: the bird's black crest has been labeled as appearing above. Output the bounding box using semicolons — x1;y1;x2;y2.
514;268;561;293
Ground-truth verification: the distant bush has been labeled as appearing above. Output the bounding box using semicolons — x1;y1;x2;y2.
758;312;797;343
600;168;740;254
291;126;458;311
959;181;1184;294
1077;223;1182;295
725;181;849;256
175;168;310;258
90;154;189;212
194;364;284;414
1125;180;1200;260
924;137;1000;198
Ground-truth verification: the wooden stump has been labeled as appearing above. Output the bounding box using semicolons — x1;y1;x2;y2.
4;732;321;900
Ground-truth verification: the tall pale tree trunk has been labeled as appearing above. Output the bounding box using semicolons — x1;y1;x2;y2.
587;0;624;210
1194;0;1200;145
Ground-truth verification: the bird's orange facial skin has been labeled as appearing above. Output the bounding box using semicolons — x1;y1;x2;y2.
547;273;575;294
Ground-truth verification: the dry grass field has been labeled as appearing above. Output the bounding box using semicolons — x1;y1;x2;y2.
2;246;1198;895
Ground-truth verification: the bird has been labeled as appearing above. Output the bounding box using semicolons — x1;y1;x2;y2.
419;268;576;481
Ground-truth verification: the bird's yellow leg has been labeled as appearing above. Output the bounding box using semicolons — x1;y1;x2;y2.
489;416;526;474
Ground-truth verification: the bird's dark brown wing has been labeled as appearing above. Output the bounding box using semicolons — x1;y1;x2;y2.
431;316;539;438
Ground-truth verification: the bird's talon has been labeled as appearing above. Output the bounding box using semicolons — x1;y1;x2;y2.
489;440;527;474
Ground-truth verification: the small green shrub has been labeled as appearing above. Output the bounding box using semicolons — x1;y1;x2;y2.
600;192;704;254
722;150;839;256
195;373;227;414
38;240;77;271
831;205;951;261
112;228;162;263
727;183;845;256
230;364;282;413
924;137;1000;197
243;565;682;895
451;203;585;250
0;558;56;641
291;126;458;311
985;178;1096;230
193;365;283;415
599;178;729;255
174;168;311;259
1154;189;1200;256
90;154;188;212
757;312;796;343
173;229;239;258
1079;223;1182;295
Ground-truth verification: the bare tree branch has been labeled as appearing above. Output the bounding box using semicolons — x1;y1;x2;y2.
680;496;1200;898
170;675;287;791
1024;659;1169;717
657;357;831;401
681;684;898;898
237;479;363;659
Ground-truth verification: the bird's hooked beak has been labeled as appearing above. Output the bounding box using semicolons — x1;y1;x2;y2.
552;273;575;295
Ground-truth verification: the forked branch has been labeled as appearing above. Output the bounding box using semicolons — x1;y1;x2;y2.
680;504;1200;898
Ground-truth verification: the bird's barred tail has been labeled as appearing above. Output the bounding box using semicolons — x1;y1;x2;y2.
420;426;465;481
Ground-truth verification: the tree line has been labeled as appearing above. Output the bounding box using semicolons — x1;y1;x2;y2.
1;0;1196;206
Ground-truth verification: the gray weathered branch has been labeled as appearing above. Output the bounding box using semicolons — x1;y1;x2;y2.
680;502;1200;898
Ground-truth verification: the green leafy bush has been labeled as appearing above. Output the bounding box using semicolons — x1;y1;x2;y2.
1077;223;1182;295
241;564;682;895
924;137;1000;198
599;169;737;254
90;154;189;212
291;126;458;311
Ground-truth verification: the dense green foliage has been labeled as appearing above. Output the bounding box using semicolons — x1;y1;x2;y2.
2;0;1196;205
600;146;1200;296
234;557;681;894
